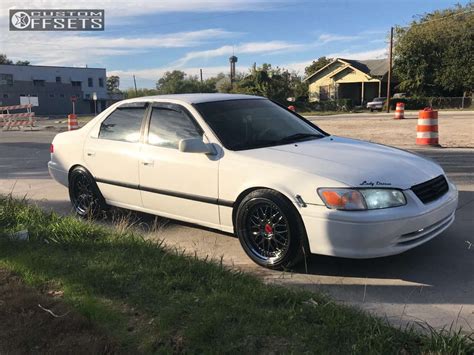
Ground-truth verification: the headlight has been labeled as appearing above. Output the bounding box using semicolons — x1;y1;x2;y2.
318;188;406;210
360;189;406;209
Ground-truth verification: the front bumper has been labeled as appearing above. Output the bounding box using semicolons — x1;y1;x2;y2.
367;104;382;109
301;181;458;258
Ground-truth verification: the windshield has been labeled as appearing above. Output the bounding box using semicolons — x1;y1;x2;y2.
194;99;326;150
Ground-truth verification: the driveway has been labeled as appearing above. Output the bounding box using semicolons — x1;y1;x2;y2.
1;128;473;332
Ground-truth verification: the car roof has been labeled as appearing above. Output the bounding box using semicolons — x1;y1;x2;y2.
123;93;264;105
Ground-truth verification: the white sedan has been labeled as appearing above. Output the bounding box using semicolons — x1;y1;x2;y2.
48;94;458;269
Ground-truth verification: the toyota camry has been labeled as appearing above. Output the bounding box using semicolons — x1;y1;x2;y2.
48;94;458;269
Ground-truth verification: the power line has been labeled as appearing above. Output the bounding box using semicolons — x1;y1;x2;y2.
399;8;473;29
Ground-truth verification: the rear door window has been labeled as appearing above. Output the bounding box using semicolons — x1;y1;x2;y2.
99;103;147;143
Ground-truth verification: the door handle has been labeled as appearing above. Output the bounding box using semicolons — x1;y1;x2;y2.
86;151;96;157
141;159;154;167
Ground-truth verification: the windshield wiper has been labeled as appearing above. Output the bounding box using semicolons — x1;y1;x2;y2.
277;133;322;144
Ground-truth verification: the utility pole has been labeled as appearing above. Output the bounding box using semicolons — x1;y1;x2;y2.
133;75;138;95
200;69;203;83
386;26;393;113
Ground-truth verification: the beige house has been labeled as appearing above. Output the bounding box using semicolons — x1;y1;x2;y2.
304;58;389;105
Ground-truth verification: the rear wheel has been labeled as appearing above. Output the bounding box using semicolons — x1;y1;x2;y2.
235;189;308;269
69;167;107;218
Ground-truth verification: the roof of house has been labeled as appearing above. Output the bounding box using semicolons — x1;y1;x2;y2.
304;58;388;81
339;58;388;77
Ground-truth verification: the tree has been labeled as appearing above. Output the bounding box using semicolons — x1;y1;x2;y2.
0;55;30;65
304;57;332;77
394;3;474;96
124;88;159;99
0;54;13;64
156;70;219;94
107;75;121;93
156;70;197;94
200;73;225;93
232;64;307;104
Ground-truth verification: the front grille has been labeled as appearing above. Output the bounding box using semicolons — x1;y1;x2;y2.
411;175;449;204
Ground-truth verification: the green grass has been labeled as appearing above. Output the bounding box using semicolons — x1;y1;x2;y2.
0;195;472;354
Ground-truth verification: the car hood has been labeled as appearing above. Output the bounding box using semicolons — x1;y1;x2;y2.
237;136;444;190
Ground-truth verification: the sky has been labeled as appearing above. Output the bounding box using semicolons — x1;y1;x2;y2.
0;0;469;89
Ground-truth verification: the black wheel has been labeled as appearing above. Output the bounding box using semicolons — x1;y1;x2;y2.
235;189;308;269
68;167;107;218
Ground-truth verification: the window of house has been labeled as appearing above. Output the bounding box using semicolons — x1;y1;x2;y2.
85;94;90;99
56;76;61;83
49;94;55;98
98;105;147;143
60;93;65;98
33;80;45;87
3;94;8;98
0;74;13;86
148;106;202;149
319;86;330;100
71;81;81;87
88;77;93;87
98;77;104;87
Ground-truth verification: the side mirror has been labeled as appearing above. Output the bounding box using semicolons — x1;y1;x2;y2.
179;138;216;155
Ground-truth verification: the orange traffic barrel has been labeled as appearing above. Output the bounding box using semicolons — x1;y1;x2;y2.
394;102;405;119
416;108;439;146
68;114;78;131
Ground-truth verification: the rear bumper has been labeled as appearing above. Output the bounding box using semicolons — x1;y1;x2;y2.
301;182;458;258
48;161;68;187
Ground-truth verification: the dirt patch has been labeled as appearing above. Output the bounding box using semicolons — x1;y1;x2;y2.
0;268;116;354
314;116;473;148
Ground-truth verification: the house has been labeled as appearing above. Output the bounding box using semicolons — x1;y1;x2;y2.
0;64;109;116
304;58;389;105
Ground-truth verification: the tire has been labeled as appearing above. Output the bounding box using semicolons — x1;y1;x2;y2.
68;166;108;218
235;189;309;269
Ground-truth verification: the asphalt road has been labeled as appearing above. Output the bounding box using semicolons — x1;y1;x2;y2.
1;127;473;332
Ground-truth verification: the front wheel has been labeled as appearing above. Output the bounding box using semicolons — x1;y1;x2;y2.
235;189;308;269
69;167;107;218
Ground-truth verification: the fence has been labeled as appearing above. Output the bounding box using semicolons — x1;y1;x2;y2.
388;97;472;110
0;104;36;130
303;96;473;112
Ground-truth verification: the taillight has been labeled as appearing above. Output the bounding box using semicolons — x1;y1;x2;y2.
50;144;54;153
